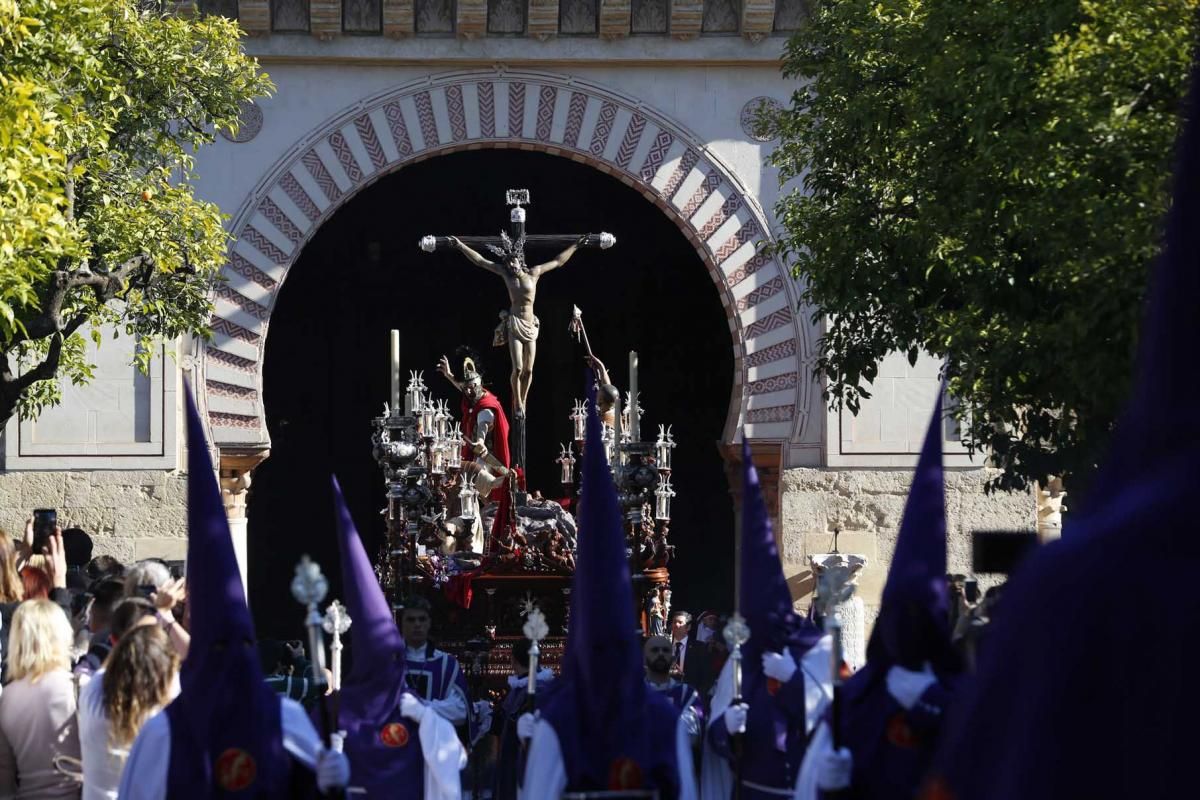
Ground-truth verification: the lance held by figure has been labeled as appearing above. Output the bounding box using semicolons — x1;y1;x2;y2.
420;188;615;467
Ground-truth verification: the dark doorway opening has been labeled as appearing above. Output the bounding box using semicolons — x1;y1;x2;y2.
248;149;735;640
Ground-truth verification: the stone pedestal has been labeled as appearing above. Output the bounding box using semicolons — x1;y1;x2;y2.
809;552;868;670
1035;476;1066;543
219;447;269;598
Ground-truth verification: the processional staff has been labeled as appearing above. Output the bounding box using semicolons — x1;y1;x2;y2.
292;555;344;789
323;599;353;698
522;599;550;710
723;613;751;800
816;565;857;753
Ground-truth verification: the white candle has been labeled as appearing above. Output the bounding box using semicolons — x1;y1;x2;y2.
390;330;401;416
629;350;639;442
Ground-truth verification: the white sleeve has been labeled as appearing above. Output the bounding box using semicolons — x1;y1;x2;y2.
675;713;698;800
117;711;171;800
428;684;469;726
521;719;567;800
280;697;324;770
800;636;834;735
793;720;831;800
419;704;468;800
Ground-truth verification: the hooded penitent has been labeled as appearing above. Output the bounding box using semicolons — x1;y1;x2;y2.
164;390;289;797
834;389;959;799
927;62;1200;800
321;477;423;796
539;375;681;793
710;439;825;792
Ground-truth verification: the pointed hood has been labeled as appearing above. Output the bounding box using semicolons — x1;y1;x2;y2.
540;374;680;791
867;388;958;672
331;475;407;725
739;436;823;690
164;388;287;797
927;65;1200;800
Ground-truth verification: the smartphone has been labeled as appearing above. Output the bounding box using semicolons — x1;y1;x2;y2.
964;579;980;603
32;508;57;553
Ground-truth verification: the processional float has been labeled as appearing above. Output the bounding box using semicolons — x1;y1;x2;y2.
366;190;681;687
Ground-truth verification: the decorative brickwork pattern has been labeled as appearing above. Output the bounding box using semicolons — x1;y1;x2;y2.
257;197;302;245
508;82;526;138
589;101;617;157
328;131;363;183
240;226;288;264
743;307;793;339
301;150;343;202
355;114;388;170
747;371;798;395
737;276;785;312
535;85;557;141
660;148;698;200
413;91;440;148
280;173;321;223
214;282;270;321
444;85;468;142
382;101;415;158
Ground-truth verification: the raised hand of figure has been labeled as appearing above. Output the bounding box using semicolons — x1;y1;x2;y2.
151;576;186;613
399;692;427;723
437;355;453;380
516;712;536;742
762;649;797;683
315;747;351;793
44;528;67;590
816;747;853;791
723;703;749;735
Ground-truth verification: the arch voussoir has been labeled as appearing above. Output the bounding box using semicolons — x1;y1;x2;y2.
202;69;814;449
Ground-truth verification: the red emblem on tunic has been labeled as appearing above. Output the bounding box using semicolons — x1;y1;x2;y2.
766;677;781;696
608;757;643;790
380;722;410;748
886;712;920;749
214;748;257;791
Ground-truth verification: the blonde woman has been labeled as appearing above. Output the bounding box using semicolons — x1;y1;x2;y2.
78;624;179;800
0;599;81;798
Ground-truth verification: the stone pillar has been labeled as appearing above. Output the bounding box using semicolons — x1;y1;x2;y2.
219;447;270;598
719;440;784;602
1035;476;1066;543
809;553;869;670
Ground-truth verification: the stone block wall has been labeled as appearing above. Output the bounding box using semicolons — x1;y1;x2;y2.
0;470;188;565
779;467;1035;628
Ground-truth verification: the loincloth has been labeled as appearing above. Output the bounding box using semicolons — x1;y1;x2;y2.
493;312;540;346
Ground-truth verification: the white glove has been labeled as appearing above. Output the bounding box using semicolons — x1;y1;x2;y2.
516;712;536;741
723;703;748;734
316;747;350;793
400;692;428;723
816;747;853;791
473;700;494;730
762;650;797;683
885;662;937;710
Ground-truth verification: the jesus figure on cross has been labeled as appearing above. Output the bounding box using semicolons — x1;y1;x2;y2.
445;233;587;419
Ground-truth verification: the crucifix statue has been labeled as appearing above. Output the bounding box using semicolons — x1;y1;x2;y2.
419;189;615;469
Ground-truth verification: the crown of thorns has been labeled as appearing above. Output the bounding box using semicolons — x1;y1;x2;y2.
485;231;526;263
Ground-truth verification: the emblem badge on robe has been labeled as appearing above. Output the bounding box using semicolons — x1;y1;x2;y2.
214;748;257;791
381;722;411;748
886;712;920;750
608;757;644;790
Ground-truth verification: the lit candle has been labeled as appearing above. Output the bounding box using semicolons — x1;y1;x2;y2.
390;330;401;416
629;350;639;442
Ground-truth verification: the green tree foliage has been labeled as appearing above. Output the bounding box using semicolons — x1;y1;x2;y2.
768;0;1198;492
0;0;270;426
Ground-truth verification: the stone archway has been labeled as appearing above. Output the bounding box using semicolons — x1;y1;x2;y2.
200;68;817;461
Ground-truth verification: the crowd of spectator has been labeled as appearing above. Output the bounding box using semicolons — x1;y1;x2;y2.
0;519;190;799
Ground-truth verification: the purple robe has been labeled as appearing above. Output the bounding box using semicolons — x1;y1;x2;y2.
405;644;468;708
493;674;555;800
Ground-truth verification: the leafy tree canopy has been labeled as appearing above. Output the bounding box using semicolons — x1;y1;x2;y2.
0;0;271;426
768;0;1198;492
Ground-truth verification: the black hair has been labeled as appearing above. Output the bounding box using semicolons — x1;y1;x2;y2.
401;595;433;615
61;528;93;568
91;578;127;611
85;555;125;582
